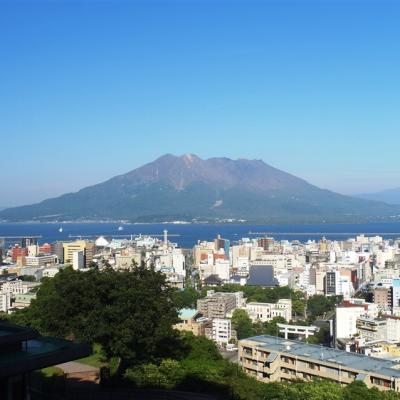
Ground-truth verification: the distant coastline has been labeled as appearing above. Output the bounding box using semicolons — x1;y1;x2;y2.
1;215;400;225
2;221;400;248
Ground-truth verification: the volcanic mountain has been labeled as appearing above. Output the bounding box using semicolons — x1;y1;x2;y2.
1;154;399;222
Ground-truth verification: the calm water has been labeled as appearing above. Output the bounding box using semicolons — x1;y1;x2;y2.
1;222;400;248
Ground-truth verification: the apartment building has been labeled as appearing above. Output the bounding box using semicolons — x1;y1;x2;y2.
197;291;237;319
25;254;58;267
373;286;392;311
239;335;400;391
205;318;233;344
356;317;387;342
356;315;400;342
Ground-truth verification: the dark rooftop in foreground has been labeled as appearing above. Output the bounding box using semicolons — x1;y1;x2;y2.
0;322;91;379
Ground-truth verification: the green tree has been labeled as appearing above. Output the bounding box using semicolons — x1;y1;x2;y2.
19;275;36;282
263;316;286;336
231;309;254;340
343;381;382;400
307;295;331;319
172;287;200;309
10;264;182;367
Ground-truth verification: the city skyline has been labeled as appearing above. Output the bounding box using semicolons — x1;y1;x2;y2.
1;0;400;206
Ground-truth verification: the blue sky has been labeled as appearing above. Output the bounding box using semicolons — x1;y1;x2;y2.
1;0;399;206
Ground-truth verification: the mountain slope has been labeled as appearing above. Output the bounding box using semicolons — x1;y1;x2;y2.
1;154;399;222
356;188;400;205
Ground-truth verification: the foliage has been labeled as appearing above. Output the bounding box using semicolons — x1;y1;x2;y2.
78;343;107;368
171;287;201;309
201;284;306;319
231;309;254;339
19;275;36;282
306;325;331;345
262;316;286;336
124;334;399;400
307;295;342;320
9;265;182;367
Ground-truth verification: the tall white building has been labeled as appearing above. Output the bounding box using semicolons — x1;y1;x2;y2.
208;318;232;344
336;306;368;339
72;250;85;270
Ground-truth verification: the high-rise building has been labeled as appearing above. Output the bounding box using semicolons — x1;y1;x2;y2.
51;241;64;263
373;287;391;310
392;278;400;308
21;237;38;248
62;240;95;269
324;271;337;296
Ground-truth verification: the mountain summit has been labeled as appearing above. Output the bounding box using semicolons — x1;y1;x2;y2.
1;154;399;222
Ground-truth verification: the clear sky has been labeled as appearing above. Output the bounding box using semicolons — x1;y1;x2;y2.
1;0;399;207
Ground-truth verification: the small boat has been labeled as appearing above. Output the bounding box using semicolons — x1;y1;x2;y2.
59;227;63;233
118;225;124;231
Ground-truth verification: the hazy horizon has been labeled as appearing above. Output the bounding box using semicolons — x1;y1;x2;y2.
1;1;400;206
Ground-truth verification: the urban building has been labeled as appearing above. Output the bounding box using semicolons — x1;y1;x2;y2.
373;286;392;311
174;308;210;336
239;335;400;391
206;318;234;345
244;299;292;323
197;291;237;319
62;240;95;269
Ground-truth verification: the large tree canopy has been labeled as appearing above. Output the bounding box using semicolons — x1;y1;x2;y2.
10;265;181;365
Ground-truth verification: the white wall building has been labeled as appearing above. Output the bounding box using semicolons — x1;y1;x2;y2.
0;292;11;312
244;299;292;323
336;306;368;339
72;250;85;270
25;254;58;267
209;318;232;344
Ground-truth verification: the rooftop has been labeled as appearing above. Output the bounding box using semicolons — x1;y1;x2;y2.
178;308;198;319
0;322;91;378
242;335;400;378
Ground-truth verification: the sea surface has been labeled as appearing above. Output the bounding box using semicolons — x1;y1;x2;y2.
1;222;400;248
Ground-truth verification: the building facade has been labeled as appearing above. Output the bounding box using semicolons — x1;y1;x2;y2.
239;335;400;391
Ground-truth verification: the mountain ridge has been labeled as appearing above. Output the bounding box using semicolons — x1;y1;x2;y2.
356;187;400;205
1;154;399;223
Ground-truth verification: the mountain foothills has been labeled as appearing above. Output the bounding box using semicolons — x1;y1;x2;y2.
356;188;400;206
1;154;399;223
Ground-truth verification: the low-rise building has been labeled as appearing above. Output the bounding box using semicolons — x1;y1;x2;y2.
173;308;210;336
244;299;292;323
356;317;387;342
25;254;57;268
239;335;400;391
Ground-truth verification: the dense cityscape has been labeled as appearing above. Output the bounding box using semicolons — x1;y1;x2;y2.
2;230;400;398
